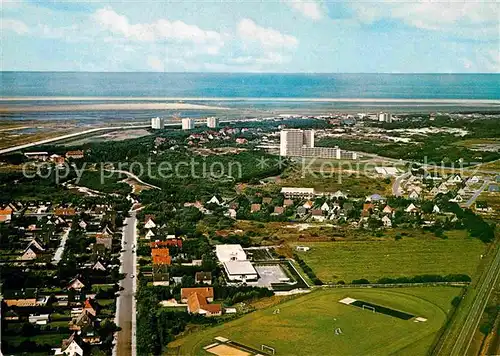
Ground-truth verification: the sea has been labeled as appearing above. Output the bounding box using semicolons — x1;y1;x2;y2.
1;72;499;122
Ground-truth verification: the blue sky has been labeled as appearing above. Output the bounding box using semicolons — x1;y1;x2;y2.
1;0;499;72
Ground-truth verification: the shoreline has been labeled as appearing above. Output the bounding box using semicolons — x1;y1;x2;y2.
0;102;230;113
0;97;499;104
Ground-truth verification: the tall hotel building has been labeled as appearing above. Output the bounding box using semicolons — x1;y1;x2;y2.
280;129;357;160
182;118;195;130
207;117;219;128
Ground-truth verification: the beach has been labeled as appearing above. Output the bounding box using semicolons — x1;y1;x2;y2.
0;102;230;113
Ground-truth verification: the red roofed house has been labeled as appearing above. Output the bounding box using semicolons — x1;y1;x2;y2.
66;150;85;159
150;239;183;249
181;287;221;317
152;248;172;265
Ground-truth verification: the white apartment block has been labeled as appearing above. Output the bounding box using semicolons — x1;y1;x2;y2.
206;117;219;128
378;112;392;123
280;128;357;159
182;118;195;130
151;117;164;129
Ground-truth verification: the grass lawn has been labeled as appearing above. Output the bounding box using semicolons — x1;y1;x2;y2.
280;170;392;197
291;231;486;283
168;287;460;356
3;333;67;347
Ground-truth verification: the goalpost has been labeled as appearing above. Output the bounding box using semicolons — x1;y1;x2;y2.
362;305;376;313
262;345;276;355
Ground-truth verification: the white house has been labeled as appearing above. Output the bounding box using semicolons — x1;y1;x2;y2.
207;196;222;205
450;195;463;203
92;261;106;271
432;205;441;214
331;190;347;199
144;219;156;229
408;191;420;200
447;174;462;183
53;333;83;356
467;176;480;184
145;230;155;239
320;202;330;211
29;314;50;325
405;203;418;213
382;215;392;228
296;246;310;252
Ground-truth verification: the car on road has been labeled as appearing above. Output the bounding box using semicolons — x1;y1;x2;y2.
130;274;135;279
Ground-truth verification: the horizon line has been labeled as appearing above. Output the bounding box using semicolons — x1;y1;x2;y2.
1;70;499;75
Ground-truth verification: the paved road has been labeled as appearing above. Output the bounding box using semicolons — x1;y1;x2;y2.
465;179;490;208
115;211;137;356
392;172;411;196
435;243;500;356
106;169;161;190
51;227;70;264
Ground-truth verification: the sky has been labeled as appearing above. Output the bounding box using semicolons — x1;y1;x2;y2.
1;0;499;73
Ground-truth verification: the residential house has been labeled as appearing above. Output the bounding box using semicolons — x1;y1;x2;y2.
366;194;385;203
145;230;155;239
283;199;294;207
144;218;156;229
405;203;419;213
83;298;97;316
207;196;222;205
320;202;330;212
302;200;313;210
53;333;84;356
447;174;462;184
381;215;392;228
80;325;101;344
332;190;347;199
65;150;85;159
92;261;106;271
50;154;65;165
296;246;310;252
150;239;183;249
153;264;170;286
152;248;172;265
95;234;112;250
273;206;284;215
3;310;19;321
408;190;420;200
250;204;261;213
181;287;221;317
195;272;212;285
311;209;325;221
69;310;94;331
29;313;50;325
450;195;463;203
67;278;85;291
382;205;394;215
433;205;441;214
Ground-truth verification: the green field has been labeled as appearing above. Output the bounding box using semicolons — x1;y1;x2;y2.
292;231;486;283
169;287;460;356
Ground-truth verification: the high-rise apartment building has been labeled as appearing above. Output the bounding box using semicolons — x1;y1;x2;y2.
182;118;195;130
280;129;314;156
280;128;357;159
207;117;219;128
151;117;164;129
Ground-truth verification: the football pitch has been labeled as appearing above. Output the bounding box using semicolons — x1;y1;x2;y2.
168;287;460;356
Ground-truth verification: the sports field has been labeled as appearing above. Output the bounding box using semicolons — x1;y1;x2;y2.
292;232;486;283
168;287;460;356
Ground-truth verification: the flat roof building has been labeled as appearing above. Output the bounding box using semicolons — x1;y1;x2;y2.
223;260;258;282
207;117;219;128
215;244;247;262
